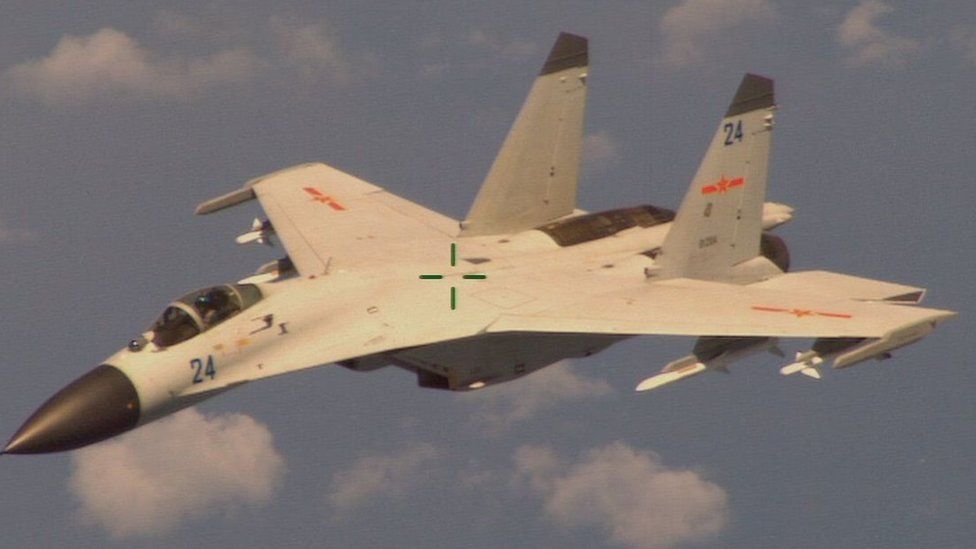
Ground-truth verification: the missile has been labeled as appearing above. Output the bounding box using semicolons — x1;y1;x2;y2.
779;350;824;379
235;218;275;246
761;202;794;230
636;358;707;392
238;257;296;285
636;337;782;391
779;314;952;381
780;337;872;380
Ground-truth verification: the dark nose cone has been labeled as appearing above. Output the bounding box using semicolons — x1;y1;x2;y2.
4;364;140;454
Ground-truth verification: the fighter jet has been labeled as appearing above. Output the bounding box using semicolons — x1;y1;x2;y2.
4;33;955;454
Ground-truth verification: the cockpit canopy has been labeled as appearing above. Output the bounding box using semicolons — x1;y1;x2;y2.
150;284;262;348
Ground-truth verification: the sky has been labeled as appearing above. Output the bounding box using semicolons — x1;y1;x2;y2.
1;1;974;548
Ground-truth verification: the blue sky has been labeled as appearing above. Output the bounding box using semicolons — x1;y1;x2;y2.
1;2;974;548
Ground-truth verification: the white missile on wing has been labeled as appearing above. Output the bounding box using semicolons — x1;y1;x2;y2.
778;314;950;382
779;350;824;379
636;357;707;392
760;202;794;230
636;337;782;391
235;218;275;246
238;257;296;285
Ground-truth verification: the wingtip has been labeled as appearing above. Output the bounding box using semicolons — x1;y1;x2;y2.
539;32;588;75
725;73;775;117
194;187;257;216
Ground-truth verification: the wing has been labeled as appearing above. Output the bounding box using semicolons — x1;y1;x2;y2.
197;163;458;275
489;275;954;339
487;272;953;388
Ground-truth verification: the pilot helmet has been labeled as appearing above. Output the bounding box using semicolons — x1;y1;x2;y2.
196;289;227;310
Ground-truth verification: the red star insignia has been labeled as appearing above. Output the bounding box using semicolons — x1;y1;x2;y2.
716;176;730;193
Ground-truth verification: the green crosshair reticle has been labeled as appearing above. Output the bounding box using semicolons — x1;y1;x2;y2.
418;243;487;310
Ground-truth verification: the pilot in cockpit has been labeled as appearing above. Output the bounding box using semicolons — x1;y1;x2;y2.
145;284;261;350
196;289;233;326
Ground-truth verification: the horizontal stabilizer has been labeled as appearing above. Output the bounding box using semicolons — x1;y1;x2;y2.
754;271;926;303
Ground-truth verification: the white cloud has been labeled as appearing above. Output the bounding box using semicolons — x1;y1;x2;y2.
270;17;358;84
657;0;778;67
466;29;539;59
837;1;920;67
950;25;976;66
5;27;263;105
327;443;439;516
5;14;371;106
460;361;612;433
68;408;285;538
584;131;621;170
515;443;729;549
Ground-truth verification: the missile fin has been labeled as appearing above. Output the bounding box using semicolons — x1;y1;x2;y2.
800;367;822;380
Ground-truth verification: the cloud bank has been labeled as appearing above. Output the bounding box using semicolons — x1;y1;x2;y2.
5;14;366;106
68;408;285;538
515;443;729;549
657;0;778;67
837;1;920;67
271;16;358;84
5;28;262;105
327;442;440;516
466;29;539;59
460;361;612;433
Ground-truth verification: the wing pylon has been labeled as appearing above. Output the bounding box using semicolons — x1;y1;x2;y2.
636;337;783;391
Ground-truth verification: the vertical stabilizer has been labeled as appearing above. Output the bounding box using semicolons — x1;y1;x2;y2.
658;74;776;280
459;32;589;237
